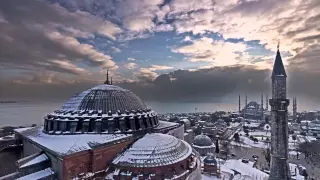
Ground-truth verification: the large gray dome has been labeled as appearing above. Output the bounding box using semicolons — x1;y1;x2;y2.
61;84;147;113
193;134;213;146
43;84;159;135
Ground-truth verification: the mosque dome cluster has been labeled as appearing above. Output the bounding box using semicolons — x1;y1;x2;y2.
43;84;159;134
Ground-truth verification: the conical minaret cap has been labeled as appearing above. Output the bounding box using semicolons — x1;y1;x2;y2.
272;49;287;78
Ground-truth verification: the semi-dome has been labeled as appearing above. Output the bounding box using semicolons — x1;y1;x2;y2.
112;133;192;167
43;84;159;135
193;134;213;146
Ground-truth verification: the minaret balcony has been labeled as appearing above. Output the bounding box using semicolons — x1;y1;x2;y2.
269;99;289;107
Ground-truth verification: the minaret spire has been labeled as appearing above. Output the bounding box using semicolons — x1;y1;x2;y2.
272;43;286;79
110;77;113;85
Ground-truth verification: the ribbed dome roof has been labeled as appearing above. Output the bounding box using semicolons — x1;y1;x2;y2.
61;84;147;113
112;133;192;167
43;84;159;135
193;134;213;146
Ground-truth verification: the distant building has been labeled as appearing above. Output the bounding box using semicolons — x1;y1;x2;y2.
203;153;218;175
192;134;215;156
241;101;263;120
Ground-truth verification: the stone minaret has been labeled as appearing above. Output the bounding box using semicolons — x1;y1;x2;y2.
261;94;264;120
269;45;291;180
293;97;297;123
266;94;269;111
239;94;241;113
244;94;247;119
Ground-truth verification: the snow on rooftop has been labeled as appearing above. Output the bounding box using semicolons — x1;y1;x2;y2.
112;133;192;167
20;154;48;168
223;159;268;180
155;120;179;129
289;163;305;180
201;174;219;180
16;168;54;180
16;127;131;156
14;127;34;133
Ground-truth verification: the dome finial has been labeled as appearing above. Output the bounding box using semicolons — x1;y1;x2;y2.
104;70;110;84
110;77;113;85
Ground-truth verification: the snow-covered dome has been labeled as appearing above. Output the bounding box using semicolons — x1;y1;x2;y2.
43;84;159;135
112;133;192;167
193;135;215;156
205;122;215;127
217;119;225;124
61;84;147;113
193;134;213;146
180;118;190;125
203;153;217;165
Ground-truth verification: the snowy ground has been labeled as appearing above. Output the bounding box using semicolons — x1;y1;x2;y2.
235;130;317;150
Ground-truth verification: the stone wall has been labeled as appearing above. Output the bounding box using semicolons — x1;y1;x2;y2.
92;139;133;172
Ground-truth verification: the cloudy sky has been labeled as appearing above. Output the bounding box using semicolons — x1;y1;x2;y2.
0;0;320;109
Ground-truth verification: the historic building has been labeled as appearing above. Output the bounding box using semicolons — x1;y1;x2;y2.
269;46;291;180
2;78;199;180
202;153;218;175
192;134;215;156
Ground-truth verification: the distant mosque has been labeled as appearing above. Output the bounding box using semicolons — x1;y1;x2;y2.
238;94;268;120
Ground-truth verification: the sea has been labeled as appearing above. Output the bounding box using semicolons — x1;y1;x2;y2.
0;101;237;127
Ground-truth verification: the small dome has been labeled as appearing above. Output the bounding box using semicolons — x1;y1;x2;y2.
205;122;215;127
203;153;217;165
112;133;192;167
193;134;213;146
217;119;225;124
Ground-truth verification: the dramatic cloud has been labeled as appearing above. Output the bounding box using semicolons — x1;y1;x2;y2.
124;62;138;70
148;65;174;71
0;0;118;75
119;66;320;103
135;68;158;81
172;37;248;66
1;0;320;108
127;57;136;61
46;32;117;69
168;0;320;71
